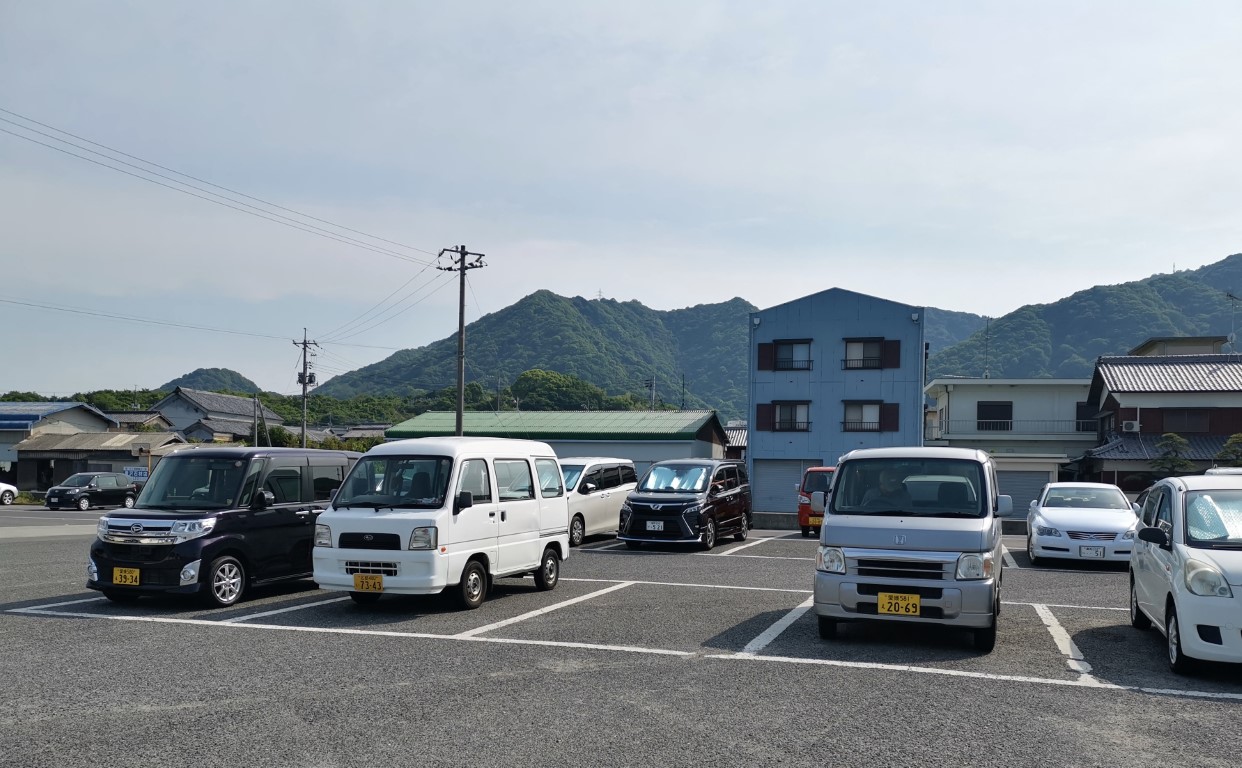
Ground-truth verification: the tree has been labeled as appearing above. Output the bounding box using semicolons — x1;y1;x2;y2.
1215;433;1242;467
1151;433;1196;476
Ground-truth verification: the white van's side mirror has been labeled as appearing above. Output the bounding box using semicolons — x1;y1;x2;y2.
454;490;473;515
996;495;1013;517
810;491;826;514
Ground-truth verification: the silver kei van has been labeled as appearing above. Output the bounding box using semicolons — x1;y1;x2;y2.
810;447;1012;652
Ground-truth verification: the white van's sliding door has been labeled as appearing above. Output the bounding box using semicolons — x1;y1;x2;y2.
494;458;543;573
449;458;500;576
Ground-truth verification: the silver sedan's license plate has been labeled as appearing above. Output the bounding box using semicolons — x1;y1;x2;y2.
646;520;663;531
1079;546;1105;558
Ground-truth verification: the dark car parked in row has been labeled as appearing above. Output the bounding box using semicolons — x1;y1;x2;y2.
87;447;360;607
617;459;751;551
47;472;142;511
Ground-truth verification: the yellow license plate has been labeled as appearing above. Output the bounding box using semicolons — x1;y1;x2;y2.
113;567;140;586
353;573;383;592
808;516;823;525
877;592;920;615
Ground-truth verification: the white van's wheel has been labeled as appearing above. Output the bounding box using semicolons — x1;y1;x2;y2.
534;548;559;591
569;515;585;547
1166;604;1195;674
458;561;487;610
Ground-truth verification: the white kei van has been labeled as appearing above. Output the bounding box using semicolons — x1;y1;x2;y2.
312;437;570;609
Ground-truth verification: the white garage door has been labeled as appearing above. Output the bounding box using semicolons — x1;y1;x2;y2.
997;470;1050;515
752;459;816;514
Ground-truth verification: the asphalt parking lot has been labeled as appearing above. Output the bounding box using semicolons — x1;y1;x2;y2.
1;510;1240;768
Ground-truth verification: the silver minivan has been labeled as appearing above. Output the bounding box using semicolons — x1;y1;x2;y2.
810;447;1012;652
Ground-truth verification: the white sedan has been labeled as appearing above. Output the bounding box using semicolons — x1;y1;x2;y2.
1027;482;1140;564
0;480;16;505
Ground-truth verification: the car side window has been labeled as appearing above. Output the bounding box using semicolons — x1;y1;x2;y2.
1155;489;1173;532
580;468;601;492
711;468;729;494
1141;488;1161;527
535;458;564;498
723;466;739;490
97;475;116;489
619;464;637;485
311;464;345;501
737;466;749;485
457;459;492;504
598;466;620;490
264;462;307;504
496;459;535;501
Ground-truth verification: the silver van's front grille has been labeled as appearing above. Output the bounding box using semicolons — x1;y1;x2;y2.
345;561;398;576
851;558;948;581
1066;531;1116;541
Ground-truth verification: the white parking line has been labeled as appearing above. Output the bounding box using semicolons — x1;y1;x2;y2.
583;541;626;551
714;536;776;556
580;548;813;562
1007;601;1126;612
455;581;635;638
1032;603;1096;679
10;596;104;611
1001;545;1019;569
220;597;352;623
739;597;815;654
562;577;812;594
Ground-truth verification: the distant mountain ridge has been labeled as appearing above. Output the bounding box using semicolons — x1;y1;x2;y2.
159;367;260;393
928;253;1242;379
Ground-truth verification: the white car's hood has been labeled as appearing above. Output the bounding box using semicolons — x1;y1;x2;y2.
1031;507;1138;532
1188;549;1242;586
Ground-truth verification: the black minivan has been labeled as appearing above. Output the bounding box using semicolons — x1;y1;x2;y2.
616;459;751;551
87;447;360;607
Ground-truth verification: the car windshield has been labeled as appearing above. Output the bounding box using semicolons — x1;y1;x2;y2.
1184;491;1242;548
61;474;94;487
803;471;833;493
336;455;452;509
638;464;710;493
830;458;986;517
137;456;253;510
560;464;584;491
1041;487;1130;510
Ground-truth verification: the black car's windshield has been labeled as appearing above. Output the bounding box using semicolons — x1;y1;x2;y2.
336;456;452;509
136;456;254;510
61;474;94;488
1041;487;1130;510
1184;490;1242;548
830;458;986;518
560;465;584;491
638;464;710;493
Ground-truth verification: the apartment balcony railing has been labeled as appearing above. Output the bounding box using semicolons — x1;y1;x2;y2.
842;421;880;432
774;359;813;371
773;421;812;432
842;357;882;370
927;419;1095;439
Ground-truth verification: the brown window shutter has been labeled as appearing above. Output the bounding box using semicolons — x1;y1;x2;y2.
757;343;775;371
879;403;899;431
881;340;901;369
756;403;775;431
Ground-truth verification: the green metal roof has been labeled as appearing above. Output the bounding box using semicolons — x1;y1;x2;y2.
386;410;724;442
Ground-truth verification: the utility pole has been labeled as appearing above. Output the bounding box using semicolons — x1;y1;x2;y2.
437;245;487;436
293;328;319;447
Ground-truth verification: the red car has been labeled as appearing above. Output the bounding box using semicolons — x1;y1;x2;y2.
797;466;835;538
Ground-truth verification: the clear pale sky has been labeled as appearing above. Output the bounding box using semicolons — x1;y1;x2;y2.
3;2;1241;396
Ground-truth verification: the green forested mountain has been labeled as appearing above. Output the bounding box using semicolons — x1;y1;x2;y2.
317;291;756;419
159;368;260;393
923;307;988;355
928;253;1242;378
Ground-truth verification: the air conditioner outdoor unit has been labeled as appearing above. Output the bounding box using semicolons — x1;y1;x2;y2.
1122;420;1140;433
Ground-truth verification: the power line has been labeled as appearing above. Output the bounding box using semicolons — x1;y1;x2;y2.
0;125;430;266
0;296;409;351
318;262;443;342
325;270;458;343
0;106;440;258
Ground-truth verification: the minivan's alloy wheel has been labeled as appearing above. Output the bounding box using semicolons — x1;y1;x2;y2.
569;515;585;547
1166;605;1193;674
77;497;91;511
122;496;135;509
534;548;559;590
203;556;245;608
458;561;487;609
0;490;13;505
1130;579;1151;630
699;518;716;551
734;518;748;542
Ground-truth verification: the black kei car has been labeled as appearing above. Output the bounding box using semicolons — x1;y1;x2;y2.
87;447;360;607
617;459;752;551
46;472;142;511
